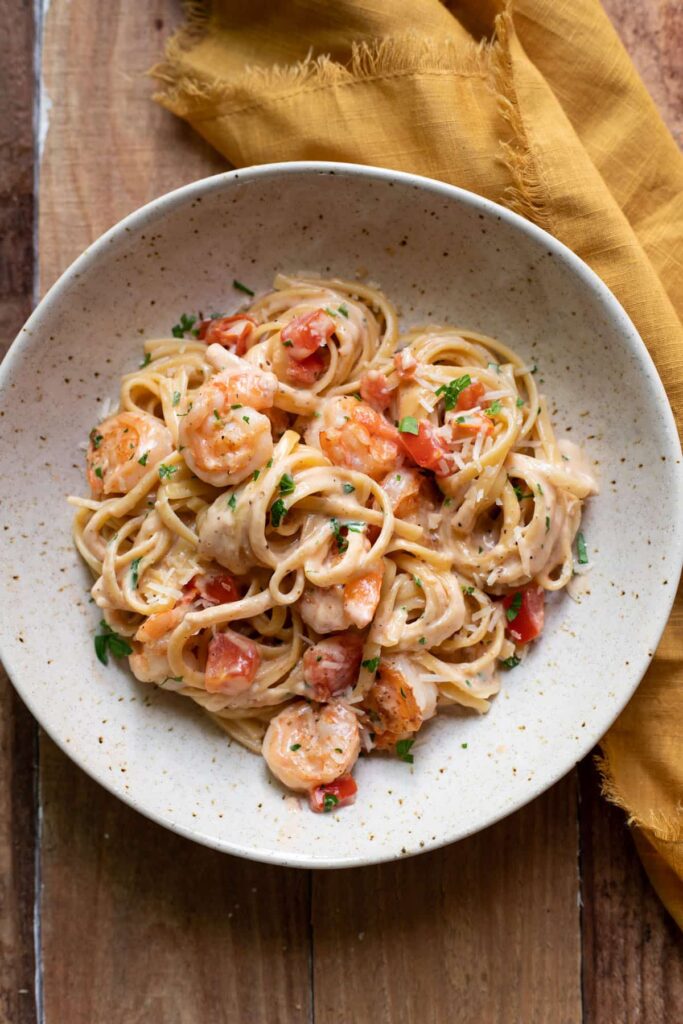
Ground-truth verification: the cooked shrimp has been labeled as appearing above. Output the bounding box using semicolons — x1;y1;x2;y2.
303;632;364;700
343;563;384;628
179;356;278;487
378;467;424;520
306;396;403;480
300;584;349;634
86;411;173;498
362;659;438;749
129;637;172;684
204;630;260;695
359;370;393;411
197;314;257;356
262;700;361;791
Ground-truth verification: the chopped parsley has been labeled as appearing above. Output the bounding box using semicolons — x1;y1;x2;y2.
322;793;339;812
290;743;301;752
413;575;423;588
343;483;355;494
537;483;544;495
462;585;474;596
94;466;103;479
228;493;237;511
266;458;273;467
233;279;255;296
516;397;524;408
435;373;471;411
362;657;380;673
252;470;260;481
172;391;181;407
461;743;468;749
270;498;287;527
486;400;501;416
138;451;149;466
242;415;250;424
501;655;521;669
418;636;426;645
140;352;152;368
171;313;196;338
282;339;293;347
213;409;221;421
94;620;133;666
506;592;523;622
352;392;362;401
398;416;419;435
130;557;141;589
512;483;533;501
576;531;589;565
545;515;550;532
330;518;348;553
90;430;103;449
279;473;295;495
338;304;349;318
531;364;538;374
158;463;178;480
396;738;415;763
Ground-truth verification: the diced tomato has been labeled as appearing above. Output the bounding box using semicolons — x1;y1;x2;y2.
286;348;327;385
400;420;452;477
394;349;417;378
456;380;486;411
281;309;336;360
204;630;260;694
198;315;257;356
360;371;393;411
450;412;494;439
502;586;545;644
309;774;358;813
302;632;364;700
197;573;240;605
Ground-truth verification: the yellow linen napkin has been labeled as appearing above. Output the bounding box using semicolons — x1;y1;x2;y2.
153;0;683;924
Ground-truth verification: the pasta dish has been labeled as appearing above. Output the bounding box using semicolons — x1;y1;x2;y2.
70;275;597;813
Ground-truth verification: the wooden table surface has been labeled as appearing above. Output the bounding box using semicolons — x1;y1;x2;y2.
1;2;681;1022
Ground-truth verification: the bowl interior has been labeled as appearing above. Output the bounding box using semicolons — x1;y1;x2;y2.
1;164;681;867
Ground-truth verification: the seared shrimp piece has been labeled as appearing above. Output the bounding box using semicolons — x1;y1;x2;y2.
86;411;173;498
300;584;349;634
343;562;384;628
179;357;278;486
362;659;438;750
262;700;360;791
379;467;425;520
306;396;402;480
303;632;364;700
129;637;172;684
359;370;393;411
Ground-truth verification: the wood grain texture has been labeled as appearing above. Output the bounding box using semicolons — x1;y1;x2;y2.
313;775;582;1024
602;0;683;147
39;738;311;1024
0;1;37;1023
579;757;683;1024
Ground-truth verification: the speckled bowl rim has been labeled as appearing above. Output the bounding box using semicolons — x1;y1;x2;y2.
2;161;682;868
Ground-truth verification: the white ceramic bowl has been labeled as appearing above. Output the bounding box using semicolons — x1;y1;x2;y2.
1;163;681;868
